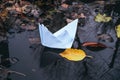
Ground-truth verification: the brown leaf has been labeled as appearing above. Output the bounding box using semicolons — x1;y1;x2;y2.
82;42;107;51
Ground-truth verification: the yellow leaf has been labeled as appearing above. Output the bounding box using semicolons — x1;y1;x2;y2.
59;48;86;61
105;17;112;22
95;13;112;22
116;25;120;38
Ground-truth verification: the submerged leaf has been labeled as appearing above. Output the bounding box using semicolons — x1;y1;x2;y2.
116;25;120;38
82;42;107;51
97;34;114;42
95;13;112;22
59;48;86;61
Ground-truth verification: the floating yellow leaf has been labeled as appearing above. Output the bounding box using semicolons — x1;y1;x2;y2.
95;13;112;22
59;48;87;61
116;25;120;38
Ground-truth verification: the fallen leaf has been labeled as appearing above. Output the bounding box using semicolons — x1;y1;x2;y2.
116;24;120;38
95;13;112;22
82;42;107;51
60;48;87;61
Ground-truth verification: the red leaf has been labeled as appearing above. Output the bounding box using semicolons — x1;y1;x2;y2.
82;42;107;51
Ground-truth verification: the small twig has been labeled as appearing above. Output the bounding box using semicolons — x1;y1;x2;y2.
0;65;26;77
8;70;26;76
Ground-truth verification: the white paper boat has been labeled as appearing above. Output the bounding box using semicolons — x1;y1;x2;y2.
39;19;78;49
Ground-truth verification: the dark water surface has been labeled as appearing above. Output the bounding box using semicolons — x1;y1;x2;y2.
8;30;43;80
3;27;120;80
